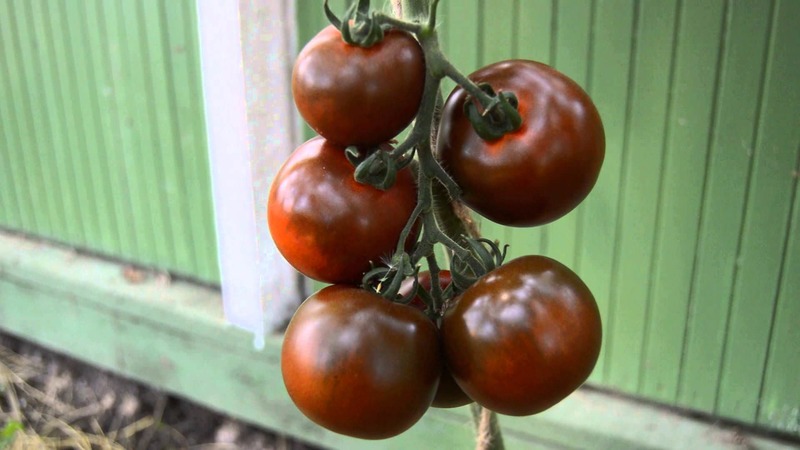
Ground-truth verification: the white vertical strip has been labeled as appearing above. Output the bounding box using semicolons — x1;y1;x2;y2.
196;0;265;346
239;0;303;333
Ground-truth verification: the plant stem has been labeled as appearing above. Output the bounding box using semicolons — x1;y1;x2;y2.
387;2;505;448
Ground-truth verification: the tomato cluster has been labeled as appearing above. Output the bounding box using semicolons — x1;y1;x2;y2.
269;11;604;441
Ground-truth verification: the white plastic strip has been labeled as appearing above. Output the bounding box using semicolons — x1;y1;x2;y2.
196;0;264;347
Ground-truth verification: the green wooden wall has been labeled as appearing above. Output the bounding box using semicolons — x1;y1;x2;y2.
0;0;218;283
300;0;800;436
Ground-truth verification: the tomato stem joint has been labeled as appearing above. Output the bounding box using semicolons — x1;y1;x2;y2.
464;83;523;141
324;0;387;47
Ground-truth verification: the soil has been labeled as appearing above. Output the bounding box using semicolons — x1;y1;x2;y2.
0;333;323;450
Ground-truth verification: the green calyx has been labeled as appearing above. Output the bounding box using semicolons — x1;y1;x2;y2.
346;146;415;191
464;83;522;141
450;237;508;292
325;0;386;47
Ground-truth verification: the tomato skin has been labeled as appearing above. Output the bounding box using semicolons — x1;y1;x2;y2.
398;270;474;408
281;285;441;439
292;25;426;146
399;270;453;312
267;137;417;284
441;255;602;416
437;60;605;227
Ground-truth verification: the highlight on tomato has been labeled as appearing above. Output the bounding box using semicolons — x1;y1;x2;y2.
437;59;605;227
441;255;602;416
267;137;418;284
292;25;426;147
281;285;441;439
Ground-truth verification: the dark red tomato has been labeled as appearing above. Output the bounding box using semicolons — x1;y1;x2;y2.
281;285;441;439
437;60;605;227
268;137;417;284
441;255;602;416
292;25;426;146
398;270;473;409
399;270;453;312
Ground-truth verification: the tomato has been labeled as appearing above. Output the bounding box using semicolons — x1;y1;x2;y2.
437;60;605;227
399;269;452;312
268;137;418;284
398;270;473;408
281;285;441;439
292;25;426;147
441;255;602;416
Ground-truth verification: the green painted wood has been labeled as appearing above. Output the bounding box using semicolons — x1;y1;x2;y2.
758;168;800;434
579;0;636;385
642;0;727;403
14;1;62;243
677;0;773;413
1;231;796;450
0;0;218;283
83;0;135;258
717;0;800;423
1;1;47;234
605;0;679;393
0;4;24;230
28;0;84;246
161;0;218;282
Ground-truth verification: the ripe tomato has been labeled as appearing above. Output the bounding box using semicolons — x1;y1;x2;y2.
398;269;453;312
441;255;602;416
267;137;418;284
437;60;605;227
398;270;473;409
292;25;426;146
281;285;441;439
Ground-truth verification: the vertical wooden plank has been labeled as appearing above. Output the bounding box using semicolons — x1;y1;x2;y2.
677;0;772;412
641;0;726;402
125;0;175;267
163;0;219;281
514;0;553;64
26;0;84;244
480;0;515;64
0;1;48;234
16;1;66;240
140;0;192;271
544;0;593;270
148;0;198;277
758;168;800;434
0;3;24;230
605;0;678;393
62;1;121;253
47;1;101;248
84;0;139;258
579;0;636;385
440;0;481;99
717;0;800;422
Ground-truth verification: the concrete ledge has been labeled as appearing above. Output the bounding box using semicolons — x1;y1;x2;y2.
0;231;794;449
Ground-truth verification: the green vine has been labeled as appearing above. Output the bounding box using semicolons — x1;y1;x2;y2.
325;1;513;449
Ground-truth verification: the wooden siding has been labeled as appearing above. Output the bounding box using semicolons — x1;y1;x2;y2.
298;0;800;435
0;0;218;282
